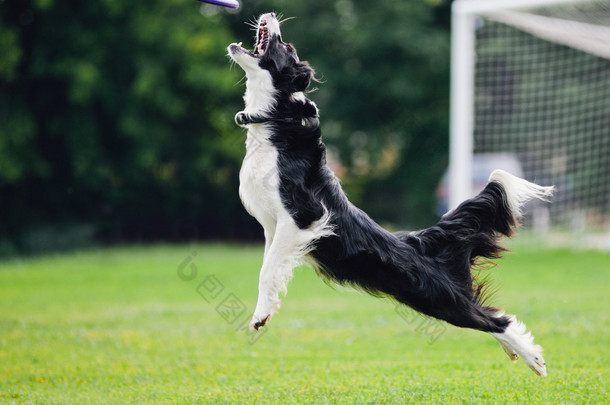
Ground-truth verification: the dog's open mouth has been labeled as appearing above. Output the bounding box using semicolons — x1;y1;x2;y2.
232;13;277;58
254;19;268;56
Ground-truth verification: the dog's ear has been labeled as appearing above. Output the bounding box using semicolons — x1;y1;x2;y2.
292;62;314;92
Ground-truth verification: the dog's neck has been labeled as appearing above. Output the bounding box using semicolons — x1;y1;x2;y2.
237;75;319;129
242;71;276;116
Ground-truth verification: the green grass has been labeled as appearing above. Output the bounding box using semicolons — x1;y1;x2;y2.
0;243;608;404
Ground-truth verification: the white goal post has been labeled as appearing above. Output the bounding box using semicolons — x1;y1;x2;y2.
450;0;610;247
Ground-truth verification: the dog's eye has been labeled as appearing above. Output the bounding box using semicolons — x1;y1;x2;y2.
285;44;293;52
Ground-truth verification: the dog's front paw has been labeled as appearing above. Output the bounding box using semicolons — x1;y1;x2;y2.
250;296;280;331
235;111;248;127
249;314;270;331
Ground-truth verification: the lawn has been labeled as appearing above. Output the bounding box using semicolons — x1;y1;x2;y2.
0;243;608;404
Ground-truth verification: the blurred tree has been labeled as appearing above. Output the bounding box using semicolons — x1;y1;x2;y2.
0;0;251;253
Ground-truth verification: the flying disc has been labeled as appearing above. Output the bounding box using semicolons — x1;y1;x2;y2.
196;0;239;8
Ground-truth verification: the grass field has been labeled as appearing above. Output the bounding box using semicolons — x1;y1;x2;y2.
0;243;608;404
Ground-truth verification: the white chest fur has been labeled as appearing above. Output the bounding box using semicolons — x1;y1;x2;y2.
237;65;286;231
239;125;283;231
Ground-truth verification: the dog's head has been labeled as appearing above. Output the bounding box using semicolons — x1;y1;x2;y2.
228;13;321;131
228;13;313;94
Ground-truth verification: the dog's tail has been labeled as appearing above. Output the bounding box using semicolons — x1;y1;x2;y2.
409;169;554;303
400;169;553;376
484;169;555;236
439;169;554;240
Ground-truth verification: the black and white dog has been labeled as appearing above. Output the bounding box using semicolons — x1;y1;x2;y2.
228;13;553;376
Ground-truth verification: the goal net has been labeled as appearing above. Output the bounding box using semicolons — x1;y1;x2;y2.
450;0;610;249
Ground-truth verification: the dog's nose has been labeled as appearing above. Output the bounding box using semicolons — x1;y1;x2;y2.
270;12;275;18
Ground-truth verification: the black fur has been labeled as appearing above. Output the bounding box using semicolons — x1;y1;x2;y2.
256;31;521;335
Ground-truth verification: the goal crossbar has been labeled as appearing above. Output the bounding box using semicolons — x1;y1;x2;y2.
488;11;610;59
453;0;593;16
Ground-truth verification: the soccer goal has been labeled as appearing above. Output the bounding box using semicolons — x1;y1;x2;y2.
450;0;610;249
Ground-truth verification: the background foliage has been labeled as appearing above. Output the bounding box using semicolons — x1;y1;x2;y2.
0;0;452;255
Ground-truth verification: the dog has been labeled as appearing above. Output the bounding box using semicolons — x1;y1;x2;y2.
228;13;553;376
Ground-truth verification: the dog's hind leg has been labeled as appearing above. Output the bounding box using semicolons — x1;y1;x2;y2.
490;314;547;376
413;292;546;376
449;304;546;376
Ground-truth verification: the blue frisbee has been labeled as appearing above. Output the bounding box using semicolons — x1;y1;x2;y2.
196;0;239;8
